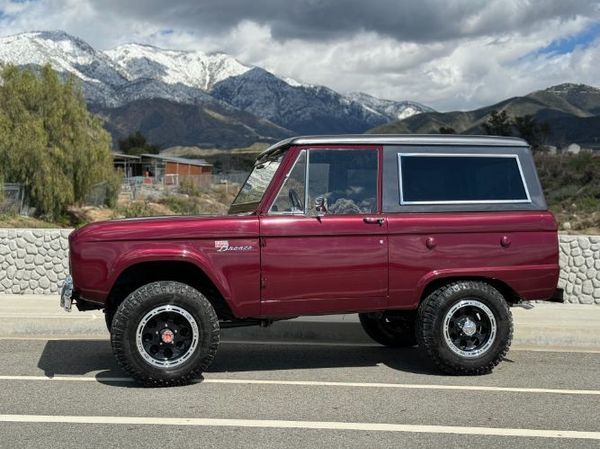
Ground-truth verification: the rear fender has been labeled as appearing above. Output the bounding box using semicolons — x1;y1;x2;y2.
412;265;560;307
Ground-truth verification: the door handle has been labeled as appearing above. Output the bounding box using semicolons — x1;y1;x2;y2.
363;217;385;225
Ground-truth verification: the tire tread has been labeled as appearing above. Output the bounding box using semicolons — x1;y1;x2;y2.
110;281;220;387
416;280;513;375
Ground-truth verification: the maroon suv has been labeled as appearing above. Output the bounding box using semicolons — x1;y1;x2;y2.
61;135;561;385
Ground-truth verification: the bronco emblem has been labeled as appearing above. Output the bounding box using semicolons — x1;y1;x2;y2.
214;240;253;252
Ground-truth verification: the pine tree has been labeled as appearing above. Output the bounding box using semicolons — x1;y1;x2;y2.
513;115;550;151
439;126;456;134
482;110;513;136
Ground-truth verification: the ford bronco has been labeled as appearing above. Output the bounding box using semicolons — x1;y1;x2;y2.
61;135;561;386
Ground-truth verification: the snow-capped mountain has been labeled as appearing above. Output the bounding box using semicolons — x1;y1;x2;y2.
0;30;434;145
346;92;435;121
102;40;432;132
0;31;223;106
212;68;398;134
0;30;129;105
0;31;124;85
105;43;252;91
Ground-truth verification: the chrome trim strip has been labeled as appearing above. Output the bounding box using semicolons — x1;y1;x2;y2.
304;150;310;215
267;150;308;216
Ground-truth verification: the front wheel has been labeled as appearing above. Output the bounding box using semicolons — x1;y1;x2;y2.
110;281;220;386
416;281;513;375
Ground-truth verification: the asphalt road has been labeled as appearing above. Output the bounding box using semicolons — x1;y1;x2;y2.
1;337;599;449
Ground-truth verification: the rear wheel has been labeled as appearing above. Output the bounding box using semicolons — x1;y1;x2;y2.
110;281;220;386
358;311;417;347
416;280;513;375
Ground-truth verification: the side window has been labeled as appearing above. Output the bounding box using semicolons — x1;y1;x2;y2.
399;154;529;204
308;149;378;215
270;151;306;214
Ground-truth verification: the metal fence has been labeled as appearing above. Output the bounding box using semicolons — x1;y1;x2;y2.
84;181;112;207
0;183;26;214
0;173;249;211
119;173;248;201
211;173;249;185
120;177;179;201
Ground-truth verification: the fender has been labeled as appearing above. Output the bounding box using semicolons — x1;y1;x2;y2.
110;244;232;302
410;264;560;308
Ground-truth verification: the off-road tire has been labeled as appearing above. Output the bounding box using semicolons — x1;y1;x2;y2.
110;281;220;386
358;312;417;347
416;280;513;375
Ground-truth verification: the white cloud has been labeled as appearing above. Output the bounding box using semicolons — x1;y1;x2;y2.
0;0;599;110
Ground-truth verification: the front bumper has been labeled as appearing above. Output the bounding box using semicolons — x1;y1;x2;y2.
60;275;73;312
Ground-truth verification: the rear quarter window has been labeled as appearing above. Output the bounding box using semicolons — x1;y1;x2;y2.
399;154;530;204
381;145;546;213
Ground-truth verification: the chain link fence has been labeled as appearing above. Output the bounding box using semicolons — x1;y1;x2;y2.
118;173;247;201
0;183;26;214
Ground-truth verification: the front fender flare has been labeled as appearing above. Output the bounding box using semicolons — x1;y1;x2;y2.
109;245;233;306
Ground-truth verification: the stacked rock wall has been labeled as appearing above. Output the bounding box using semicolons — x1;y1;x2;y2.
558;235;600;304
0;229;70;294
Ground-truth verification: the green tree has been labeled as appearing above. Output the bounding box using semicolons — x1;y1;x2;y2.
0;64;118;219
482;110;513;136
118;131;159;156
513;115;550;151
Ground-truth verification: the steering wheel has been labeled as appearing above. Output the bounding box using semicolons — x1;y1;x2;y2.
288;189;303;211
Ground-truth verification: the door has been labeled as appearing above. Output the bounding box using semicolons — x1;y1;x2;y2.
260;147;388;316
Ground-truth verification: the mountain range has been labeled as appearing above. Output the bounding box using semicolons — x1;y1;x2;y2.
0;30;433;148
371;83;600;148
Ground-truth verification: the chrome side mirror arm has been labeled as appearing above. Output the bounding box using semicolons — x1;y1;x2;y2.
315;197;328;217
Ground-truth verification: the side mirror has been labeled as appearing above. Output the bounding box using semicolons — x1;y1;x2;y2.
315;197;328;216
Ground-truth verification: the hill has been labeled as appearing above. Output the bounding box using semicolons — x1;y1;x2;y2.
91;98;292;149
370;83;600;148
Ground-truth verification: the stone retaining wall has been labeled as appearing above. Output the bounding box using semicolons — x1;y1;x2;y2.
558;235;600;304
0;229;70;295
0;228;599;303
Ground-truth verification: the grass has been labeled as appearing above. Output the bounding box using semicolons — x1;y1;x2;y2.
0;213;59;229
160;184;237;216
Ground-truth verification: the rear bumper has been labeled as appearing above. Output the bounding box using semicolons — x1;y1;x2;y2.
548;288;564;303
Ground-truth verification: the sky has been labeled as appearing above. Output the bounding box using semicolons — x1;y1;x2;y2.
0;0;599;111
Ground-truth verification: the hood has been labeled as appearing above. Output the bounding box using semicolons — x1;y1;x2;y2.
70;214;259;242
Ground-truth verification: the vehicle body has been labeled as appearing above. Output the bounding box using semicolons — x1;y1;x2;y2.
61;134;561;385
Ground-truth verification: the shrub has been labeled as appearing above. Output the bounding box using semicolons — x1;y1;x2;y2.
114;201;155;218
535;152;600;231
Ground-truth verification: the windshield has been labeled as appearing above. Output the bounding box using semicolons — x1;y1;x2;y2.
228;155;283;214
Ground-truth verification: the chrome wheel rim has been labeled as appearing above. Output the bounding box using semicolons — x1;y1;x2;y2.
443;299;497;358
135;305;199;368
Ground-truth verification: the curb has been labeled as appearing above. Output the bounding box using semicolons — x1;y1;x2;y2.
0;298;599;350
